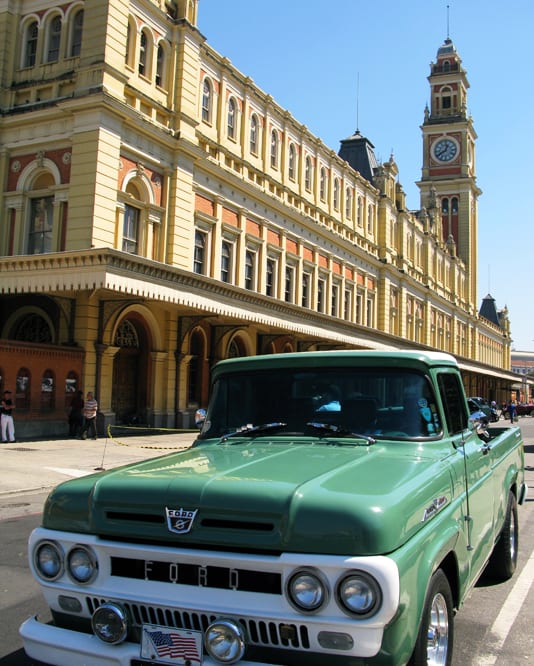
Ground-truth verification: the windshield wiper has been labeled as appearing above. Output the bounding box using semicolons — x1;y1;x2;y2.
220;422;288;443
306;421;376;445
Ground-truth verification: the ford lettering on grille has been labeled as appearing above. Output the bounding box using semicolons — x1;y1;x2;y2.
110;556;282;594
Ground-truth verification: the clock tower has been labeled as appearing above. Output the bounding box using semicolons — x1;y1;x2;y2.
417;38;481;309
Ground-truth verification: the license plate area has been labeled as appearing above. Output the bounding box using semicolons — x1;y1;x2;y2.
140;624;203;665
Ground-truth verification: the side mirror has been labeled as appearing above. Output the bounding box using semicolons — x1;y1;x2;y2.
194;408;207;429
468;410;490;442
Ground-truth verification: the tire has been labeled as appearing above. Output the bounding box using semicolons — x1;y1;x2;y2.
409;568;453;666
486;491;518;581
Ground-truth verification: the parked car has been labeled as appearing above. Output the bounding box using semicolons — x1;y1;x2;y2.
468;396;499;422
502;402;534;418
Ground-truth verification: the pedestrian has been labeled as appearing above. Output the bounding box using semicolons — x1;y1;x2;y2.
508;400;516;424
82;391;98;440
1;389;16;443
68;390;84;438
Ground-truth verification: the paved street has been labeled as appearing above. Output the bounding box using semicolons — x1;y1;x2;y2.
0;417;532;665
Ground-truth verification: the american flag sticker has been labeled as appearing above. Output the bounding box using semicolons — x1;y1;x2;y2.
140;624;202;664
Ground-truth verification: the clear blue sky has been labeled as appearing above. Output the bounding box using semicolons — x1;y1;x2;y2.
199;0;533;352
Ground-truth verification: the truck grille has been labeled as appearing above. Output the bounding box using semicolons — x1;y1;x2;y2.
111;555;282;594
86;597;310;650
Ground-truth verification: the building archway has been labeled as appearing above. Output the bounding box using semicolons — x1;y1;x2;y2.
111;316;150;424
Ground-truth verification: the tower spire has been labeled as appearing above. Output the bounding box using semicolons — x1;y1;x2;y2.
446;4;450;39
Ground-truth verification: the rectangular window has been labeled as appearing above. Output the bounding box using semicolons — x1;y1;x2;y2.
356;292;363;324
331;283;340;317
25;23;38;68
344;288;352;321
437;372;467;434
366;296;374;327
194;230;207;275
317;278;326;313
47;17;62;63
285;265;295;303
245;250;256;290
302;273;311;308
29;197;54;254
122;204;139;254
266;258;276;297
221;241;233;283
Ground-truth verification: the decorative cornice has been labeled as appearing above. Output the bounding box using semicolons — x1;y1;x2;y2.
0;249;399;351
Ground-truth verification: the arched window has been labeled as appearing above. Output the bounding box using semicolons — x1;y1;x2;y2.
23;21;39;68
439;85;452;111
249;114;258;154
126;21;131;64
12;313;53;343
228;336;246;359
357;196;363;226
155;43;165;87
70;10;83;57
41;369;55;410
115;319;139;348
288;143;296;180
227;97;236;139
270;130;279;168
46;15;62;63
451;197;458;214
345;188;353;219
65;370;78;406
367;204;374;233
139;29;151;77
333;178;340;210
304;156;312;191
319;167;327;201
201;78;212;123
16;368;31;409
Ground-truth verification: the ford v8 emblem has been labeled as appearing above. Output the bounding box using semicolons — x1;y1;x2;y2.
165;507;198;534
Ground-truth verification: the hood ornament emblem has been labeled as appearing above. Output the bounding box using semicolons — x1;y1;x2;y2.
165;507;198;534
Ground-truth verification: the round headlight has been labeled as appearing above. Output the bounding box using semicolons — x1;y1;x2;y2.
286;568;328;613
34;540;64;581
67;545;97;584
92;602;128;644
204;619;245;664
336;571;381;617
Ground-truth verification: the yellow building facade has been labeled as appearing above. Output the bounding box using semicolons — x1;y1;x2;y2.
0;0;514;436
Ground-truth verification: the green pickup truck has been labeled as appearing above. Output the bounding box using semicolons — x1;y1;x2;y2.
20;350;527;666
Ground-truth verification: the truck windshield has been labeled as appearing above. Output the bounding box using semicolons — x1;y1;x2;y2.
198;366;442;441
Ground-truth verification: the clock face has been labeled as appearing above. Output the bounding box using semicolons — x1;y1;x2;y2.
433;138;458;162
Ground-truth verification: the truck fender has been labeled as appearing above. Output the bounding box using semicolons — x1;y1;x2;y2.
388;517;460;662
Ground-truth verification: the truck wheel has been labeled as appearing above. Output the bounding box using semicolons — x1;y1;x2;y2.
486;491;518;581
409;568;453;666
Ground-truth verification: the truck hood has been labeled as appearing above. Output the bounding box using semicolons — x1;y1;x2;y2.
43;439;454;555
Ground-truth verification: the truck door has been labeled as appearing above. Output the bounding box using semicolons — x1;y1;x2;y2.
437;372;494;580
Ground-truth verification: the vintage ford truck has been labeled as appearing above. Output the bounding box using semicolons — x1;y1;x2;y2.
20;350;527;666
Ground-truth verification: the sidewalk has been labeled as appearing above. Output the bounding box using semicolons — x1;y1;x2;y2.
1;418;530;498
0;428;198;496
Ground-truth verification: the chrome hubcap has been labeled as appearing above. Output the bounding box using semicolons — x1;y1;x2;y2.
426;592;449;666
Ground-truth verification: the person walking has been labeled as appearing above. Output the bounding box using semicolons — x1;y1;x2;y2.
82;391;98;440
1;389;16;443
508;400;516;424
